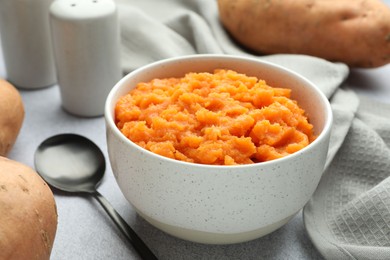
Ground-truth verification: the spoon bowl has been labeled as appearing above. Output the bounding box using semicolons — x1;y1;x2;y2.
35;134;105;193
34;133;158;260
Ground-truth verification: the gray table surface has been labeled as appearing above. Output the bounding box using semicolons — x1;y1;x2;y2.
1;10;390;260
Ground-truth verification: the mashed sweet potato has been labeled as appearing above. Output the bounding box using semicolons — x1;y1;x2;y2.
115;69;316;165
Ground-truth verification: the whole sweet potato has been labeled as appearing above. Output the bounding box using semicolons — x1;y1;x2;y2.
0;78;24;156
0;156;58;260
218;0;390;68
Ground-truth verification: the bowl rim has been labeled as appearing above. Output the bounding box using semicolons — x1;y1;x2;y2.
104;54;333;169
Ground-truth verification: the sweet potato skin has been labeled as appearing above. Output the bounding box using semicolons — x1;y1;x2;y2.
0;79;24;156
218;0;390;68
0;157;58;260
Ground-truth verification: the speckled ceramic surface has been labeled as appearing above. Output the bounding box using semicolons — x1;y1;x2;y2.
104;54;332;244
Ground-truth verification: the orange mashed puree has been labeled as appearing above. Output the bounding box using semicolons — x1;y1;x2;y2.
115;69;316;165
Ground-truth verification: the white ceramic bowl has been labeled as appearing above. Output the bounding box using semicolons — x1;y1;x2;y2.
105;55;332;244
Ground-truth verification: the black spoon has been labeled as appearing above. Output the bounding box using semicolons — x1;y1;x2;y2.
34;133;158;260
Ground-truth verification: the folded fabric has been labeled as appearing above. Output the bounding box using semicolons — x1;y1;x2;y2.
304;93;390;260
115;0;390;259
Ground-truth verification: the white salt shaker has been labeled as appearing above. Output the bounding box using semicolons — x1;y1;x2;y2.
50;0;122;117
0;0;57;89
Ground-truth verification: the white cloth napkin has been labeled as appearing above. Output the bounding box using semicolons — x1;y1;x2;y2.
115;0;390;259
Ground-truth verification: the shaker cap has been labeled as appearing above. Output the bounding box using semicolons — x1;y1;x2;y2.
50;0;116;20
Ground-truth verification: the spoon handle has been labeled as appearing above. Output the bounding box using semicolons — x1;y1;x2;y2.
93;191;158;260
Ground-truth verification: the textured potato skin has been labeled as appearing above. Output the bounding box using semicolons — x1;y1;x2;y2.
0;79;24;156
0;156;58;260
218;0;390;68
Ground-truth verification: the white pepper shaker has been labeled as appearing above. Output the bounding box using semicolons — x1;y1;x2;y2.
50;0;122;117
0;0;56;89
